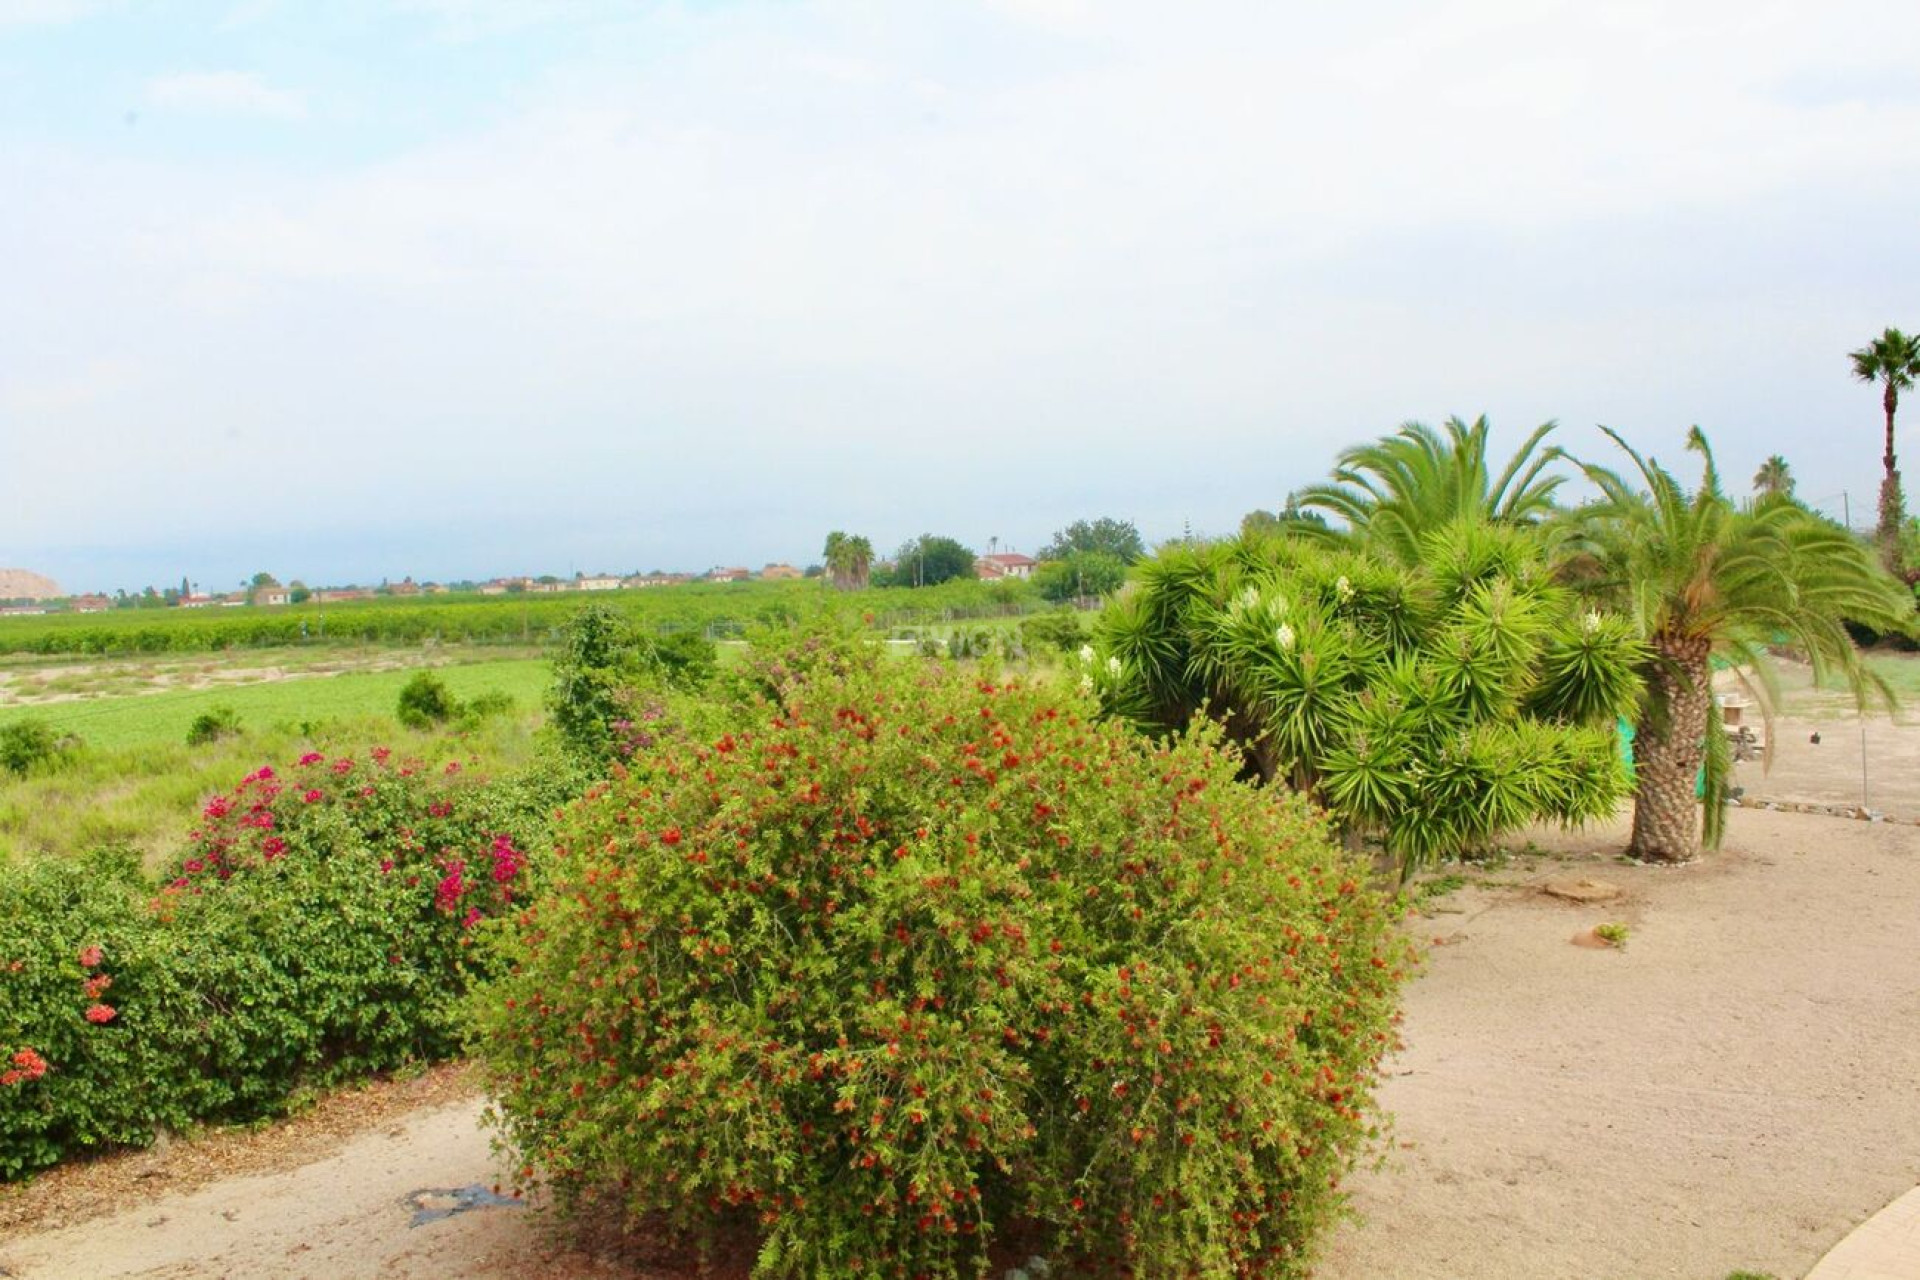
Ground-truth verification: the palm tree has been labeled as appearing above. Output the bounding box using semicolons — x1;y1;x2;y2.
1296;416;1566;565
1751;454;1795;501
1849;327;1920;567
1566;427;1908;862
821;531;873;591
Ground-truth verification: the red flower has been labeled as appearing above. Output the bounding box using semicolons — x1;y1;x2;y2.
262;836;288;859
303;789;323;804
2;1047;49;1086
85;1004;117;1025
372;746;392;763
83;974;112;999
298;752;324;766
661;828;682;846
77;945;103;969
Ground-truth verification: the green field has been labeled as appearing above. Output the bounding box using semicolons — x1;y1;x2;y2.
0;656;551;751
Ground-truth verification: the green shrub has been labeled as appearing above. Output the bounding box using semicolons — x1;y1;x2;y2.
396;671;460;729
0;720;76;776
471;658;1409;1277
185;704;243;747
1019;610;1088;654
458;690;518;730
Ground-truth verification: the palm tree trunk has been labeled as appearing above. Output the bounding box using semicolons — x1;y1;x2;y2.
1885;382;1899;475
1629;636;1713;862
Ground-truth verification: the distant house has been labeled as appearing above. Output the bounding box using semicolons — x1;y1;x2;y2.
760;563;804;581
314;588;374;604
70;594;113;614
527;580;566;594
252;587;291;607
706;567;751;583
179;594;219;609
0;604;48;617
388;579;421;597
975;553;1038;581
624;573;689;589
478;580;511;596
422;582;451;595
577;575;624;592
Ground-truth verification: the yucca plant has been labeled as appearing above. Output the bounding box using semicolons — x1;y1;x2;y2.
1089;523;1644;874
1562;427;1911;861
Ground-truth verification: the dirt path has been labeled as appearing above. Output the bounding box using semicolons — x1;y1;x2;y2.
2;807;1915;1279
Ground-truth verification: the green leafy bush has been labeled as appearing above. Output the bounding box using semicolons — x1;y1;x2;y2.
185;704;243;746
0;720;76;777
471;658;1408;1277
396;671;459;729
548;606;718;761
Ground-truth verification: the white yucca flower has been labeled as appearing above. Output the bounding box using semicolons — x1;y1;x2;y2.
1106;655;1123;677
1078;673;1095;696
1584;610;1602;633
1275;623;1296;652
1335;575;1354;602
1078;644;1096;664
1237;585;1261;612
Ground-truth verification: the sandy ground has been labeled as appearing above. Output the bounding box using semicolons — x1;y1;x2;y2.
2;807;1916;1280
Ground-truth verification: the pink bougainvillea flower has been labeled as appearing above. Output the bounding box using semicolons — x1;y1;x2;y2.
371;746;391;763
331;758;354;775
84;1004;116;1025
298;752;324;767
77;945;104;969
462;907;483;929
83;974;112;999
444;761;461;775
435;864;466;912
302;789;323;804
261;836;288;859
203;795;232;820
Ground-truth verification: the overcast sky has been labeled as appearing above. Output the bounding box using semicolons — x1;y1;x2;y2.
4;0;1918;593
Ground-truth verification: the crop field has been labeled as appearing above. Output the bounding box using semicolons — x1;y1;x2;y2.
0;578;1046;657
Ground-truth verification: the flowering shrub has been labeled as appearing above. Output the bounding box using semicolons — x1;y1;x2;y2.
471;658;1409;1277
0;748;579;1180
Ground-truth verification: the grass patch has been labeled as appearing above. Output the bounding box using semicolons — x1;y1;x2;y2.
0;657;550;751
0;713;543;867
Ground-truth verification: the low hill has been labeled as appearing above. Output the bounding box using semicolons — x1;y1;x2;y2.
0;569;62;600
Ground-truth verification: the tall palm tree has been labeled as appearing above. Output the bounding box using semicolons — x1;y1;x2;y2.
1751;454;1795;501
1566;427;1908;862
1849;327;1920;567
1296;416;1566;565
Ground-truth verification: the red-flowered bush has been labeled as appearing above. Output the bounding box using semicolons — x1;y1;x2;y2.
471;656;1410;1278
0;749;576;1180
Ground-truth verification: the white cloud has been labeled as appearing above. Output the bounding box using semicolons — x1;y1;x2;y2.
146;70;307;120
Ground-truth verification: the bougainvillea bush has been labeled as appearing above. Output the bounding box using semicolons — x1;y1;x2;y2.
470;655;1410;1278
0;748;577;1180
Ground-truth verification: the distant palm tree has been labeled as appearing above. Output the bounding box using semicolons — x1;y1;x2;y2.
821;531;873;591
1296;416;1565;565
1566;427;1907;862
1751;454;1795;500
1849;327;1920;567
